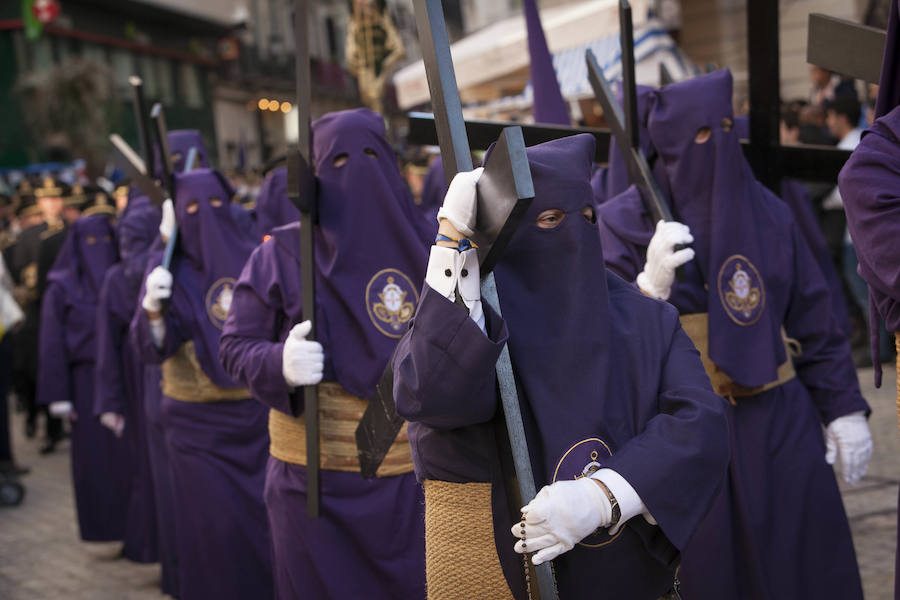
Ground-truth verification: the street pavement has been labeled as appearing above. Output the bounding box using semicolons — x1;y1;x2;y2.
0;365;898;599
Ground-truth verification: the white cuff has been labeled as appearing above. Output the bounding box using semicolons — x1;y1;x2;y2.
425;246;485;332
591;468;656;528
149;317;166;349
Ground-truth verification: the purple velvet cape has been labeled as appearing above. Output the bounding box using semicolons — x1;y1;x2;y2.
219;108;429;599
393;134;729;599
524;0;570;125
255;166;298;239
598;72;867;598
37;215;132;542
93;203;160;564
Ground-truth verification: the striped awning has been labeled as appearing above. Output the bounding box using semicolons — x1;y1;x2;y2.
466;20;697;118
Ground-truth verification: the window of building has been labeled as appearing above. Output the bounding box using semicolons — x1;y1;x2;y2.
160;57;176;105
31;38;54;70
178;63;204;108
80;43;107;69
110;48;135;95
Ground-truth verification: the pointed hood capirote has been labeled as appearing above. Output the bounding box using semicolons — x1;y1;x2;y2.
492;132;610;485
301;108;432;399
647;69;785;387
46;213;117;300
165;168;256;387
154;129;210;178
254;166;297;238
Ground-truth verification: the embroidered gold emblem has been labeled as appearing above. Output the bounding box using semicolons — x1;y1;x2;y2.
717;254;766;326
365;268;419;338
205;277;236;329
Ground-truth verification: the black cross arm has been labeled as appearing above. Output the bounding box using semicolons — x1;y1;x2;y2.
108;134;166;206
807;14;886;83
287;0;321;519
585;49;674;223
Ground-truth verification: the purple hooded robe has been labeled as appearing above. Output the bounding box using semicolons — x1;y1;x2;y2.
37;214;132;542
93;201;159;565
524;0;570;125
597;70;867;599
219;108;430;600
838;2;900;595
393;133;729;599
254;166;297;240
130;169;273;600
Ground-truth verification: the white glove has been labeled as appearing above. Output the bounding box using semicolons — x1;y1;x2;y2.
825;411;872;485
142;266;173;313
100;413;125;438
436;168;484;237
49;401;73;418
159;198;176;241
511;478;612;565
636;220;695;300
282;320;324;388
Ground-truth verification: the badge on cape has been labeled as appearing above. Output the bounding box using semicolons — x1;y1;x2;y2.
206;277;236;329
553;437;623;548
365;268;418;338
717;254;765;326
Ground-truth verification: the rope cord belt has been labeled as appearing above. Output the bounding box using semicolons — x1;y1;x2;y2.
423;480;514;600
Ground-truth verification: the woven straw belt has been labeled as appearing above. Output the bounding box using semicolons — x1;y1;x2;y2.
679;313;800;405
423;480;514;600
268;382;413;477
162;341;249;403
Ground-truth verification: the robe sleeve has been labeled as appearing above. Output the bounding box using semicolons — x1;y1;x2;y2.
93;271;126;417
784;224;870;424
601;312;729;552
393;283;508;430
839;106;900;331
219;244;294;415
36;283;71;406
596;186;653;281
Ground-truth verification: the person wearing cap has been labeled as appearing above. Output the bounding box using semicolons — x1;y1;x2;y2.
5;178;64;453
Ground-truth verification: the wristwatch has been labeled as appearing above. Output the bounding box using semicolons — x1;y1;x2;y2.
594;479;621;527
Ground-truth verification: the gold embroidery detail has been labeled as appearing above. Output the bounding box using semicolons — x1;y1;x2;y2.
205;277;236;329
365;268;419;338
717;254;766;326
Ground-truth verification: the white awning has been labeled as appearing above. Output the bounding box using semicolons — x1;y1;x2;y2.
466;20;698;119
393;0;649;110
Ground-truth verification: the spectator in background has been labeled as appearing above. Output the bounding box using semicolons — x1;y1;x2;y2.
810;65;859;109
0;251;26;476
